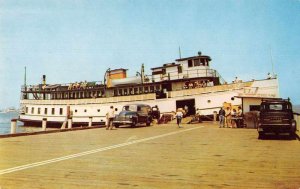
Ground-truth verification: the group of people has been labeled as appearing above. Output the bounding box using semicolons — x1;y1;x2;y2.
183;80;214;89
218;106;243;128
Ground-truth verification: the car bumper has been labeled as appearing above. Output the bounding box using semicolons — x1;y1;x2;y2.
113;120;133;125
258;124;294;133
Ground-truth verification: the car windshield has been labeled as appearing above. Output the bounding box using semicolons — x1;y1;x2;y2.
123;105;137;111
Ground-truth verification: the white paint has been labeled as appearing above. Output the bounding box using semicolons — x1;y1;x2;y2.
0;126;203;175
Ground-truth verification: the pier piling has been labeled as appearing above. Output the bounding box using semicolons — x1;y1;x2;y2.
88;117;93;127
10;119;17;134
68;118;72;129
42;118;47;131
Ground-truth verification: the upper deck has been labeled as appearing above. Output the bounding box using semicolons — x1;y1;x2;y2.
21;53;224;101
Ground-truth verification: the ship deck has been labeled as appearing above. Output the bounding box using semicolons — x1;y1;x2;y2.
0;122;299;188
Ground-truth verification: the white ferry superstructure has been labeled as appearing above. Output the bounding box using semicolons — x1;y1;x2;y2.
19;52;279;127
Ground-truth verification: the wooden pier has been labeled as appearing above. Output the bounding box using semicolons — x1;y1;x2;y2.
0;122;299;188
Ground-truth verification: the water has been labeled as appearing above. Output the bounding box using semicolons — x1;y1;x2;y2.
0;112;43;134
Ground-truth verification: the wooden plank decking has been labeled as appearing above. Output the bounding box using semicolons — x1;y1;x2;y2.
0;122;299;188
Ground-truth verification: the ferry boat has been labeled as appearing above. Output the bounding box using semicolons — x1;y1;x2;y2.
19;52;279;127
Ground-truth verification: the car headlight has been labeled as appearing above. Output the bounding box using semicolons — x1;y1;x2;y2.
291;121;296;127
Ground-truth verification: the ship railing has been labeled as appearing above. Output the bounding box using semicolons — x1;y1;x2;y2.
21;81;104;92
145;68;221;83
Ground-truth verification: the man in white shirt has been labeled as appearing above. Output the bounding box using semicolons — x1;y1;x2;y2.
106;106;115;130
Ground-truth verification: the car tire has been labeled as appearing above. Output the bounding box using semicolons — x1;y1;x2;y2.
131;119;137;127
114;124;119;128
146;118;151;126
258;132;265;139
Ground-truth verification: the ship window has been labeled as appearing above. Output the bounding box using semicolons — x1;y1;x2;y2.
200;58;206;66
162;68;166;75
231;97;235;101
75;109;78;113
129;88;133;95
97;109;100;112
26;107;29;113
59;108;63;115
150;86;154;92
134;88;138;94
84;109;87;112
52;108;55;115
188;60;193;67
31;107;34;114
139;87;143;94
119;89;123;96
249;105;260;111
194;59;200;66
155;85;160;91
44;108;48;115
124;89;128;95
38;108;41;114
144;86;149;93
207;100;211;103
178;65;182;73
114;89;118;96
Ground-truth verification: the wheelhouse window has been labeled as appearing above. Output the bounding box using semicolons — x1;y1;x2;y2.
194;59;200;66
44;108;48;115
31;107;34;114
178;65;182;73
38;108;41;114
59;108;63;115
52;108;55;115
188;60;193;67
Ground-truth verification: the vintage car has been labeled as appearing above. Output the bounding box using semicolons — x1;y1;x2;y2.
113;104;153;127
258;99;297;138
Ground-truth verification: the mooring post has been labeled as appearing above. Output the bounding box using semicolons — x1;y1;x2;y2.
42;118;47;131
213;111;217;122
88;117;93;127
68;118;72;129
10;119;17;134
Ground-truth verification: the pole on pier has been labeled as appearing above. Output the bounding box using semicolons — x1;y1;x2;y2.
213;111;217;122
68;118;72;129
10;119;17;134
42;118;47;131
88;117;93;127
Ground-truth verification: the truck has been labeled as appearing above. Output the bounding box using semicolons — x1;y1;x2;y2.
258;99;297;139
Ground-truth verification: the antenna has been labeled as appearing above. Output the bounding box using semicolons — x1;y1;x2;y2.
178;46;182;59
269;46;275;76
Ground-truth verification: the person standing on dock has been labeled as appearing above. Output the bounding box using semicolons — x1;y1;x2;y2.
225;107;232;128
218;107;225;128
106;106;115;130
176;109;183;128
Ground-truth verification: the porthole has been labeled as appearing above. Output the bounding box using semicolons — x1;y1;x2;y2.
75;109;78;113
231;97;235;101
84;109;87;112
207;100;211;103
97;109;100;112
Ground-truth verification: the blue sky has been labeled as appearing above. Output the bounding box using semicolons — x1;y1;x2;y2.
0;0;299;108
